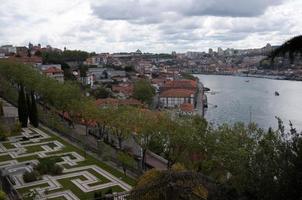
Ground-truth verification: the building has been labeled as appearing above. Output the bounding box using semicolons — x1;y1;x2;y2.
112;83;134;99
161;79;198;92
179;103;194;115
159;89;195;108
42;67;64;83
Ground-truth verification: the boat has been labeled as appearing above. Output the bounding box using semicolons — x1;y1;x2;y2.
245;80;250;82
275;91;280;96
204;87;210;92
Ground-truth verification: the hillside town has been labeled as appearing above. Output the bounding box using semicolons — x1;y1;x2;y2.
1;41;302;199
1;42;302;116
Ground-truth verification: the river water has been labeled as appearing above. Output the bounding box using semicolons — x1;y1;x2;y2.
195;74;302;131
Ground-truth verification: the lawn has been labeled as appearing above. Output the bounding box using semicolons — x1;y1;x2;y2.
0;126;136;199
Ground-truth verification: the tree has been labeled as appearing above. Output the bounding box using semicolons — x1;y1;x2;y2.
133;79;155;105
29;91;39;127
0;101;3;117
133;110;165;169
92;86;111;99
109;106;134;149
131;164;232;200
117;151;136;176
270;35;302;63
18;85;28;127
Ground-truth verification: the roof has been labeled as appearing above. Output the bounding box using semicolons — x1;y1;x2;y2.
160;89;195;98
163;79;197;90
112;84;133;95
43;66;63;74
95;98;143;107
180;103;194;112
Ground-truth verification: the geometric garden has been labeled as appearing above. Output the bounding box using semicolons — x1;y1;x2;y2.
0;127;132;199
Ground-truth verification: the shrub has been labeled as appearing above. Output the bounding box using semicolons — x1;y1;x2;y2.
23;171;39;183
35;157;63;175
94;191;103;200
0;190;6;200
52;165;63;175
10;122;22;135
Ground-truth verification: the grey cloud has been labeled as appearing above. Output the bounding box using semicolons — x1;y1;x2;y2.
185;0;284;17
91;0;284;24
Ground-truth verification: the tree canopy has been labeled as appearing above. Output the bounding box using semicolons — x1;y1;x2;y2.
133;79;155;105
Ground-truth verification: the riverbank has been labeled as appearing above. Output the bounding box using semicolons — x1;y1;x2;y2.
194;74;302;130
193;72;302;81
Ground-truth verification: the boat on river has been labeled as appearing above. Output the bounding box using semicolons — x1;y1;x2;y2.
275;91;280;96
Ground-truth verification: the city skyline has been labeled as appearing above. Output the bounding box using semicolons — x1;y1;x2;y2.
0;0;301;53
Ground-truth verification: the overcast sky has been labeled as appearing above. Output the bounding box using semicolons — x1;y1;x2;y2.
0;0;301;53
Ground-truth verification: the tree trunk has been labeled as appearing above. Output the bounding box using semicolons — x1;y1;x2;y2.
142;149;147;170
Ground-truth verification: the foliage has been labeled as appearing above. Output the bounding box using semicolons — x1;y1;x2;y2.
29;91;39;127
35;157;63;175
0;190;5;200
23;171;40;183
181;73;198;80
94;191;103;200
124;65;135;72
2;60;302;200
133;79;155;105
22;190;37;200
10;122;22;135
132;166;224;200
270;35;302;63
0;101;3;116
91;86;111;99
42;50;89;64
117;151;136;176
18;85;28;127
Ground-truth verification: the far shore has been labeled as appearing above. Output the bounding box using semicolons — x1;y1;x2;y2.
193;72;302;82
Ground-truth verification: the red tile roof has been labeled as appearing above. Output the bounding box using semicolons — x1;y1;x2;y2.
163;79;197;90
160;89;195;98
180;103;194;112
43;66;63;74
7;56;42;64
112;84;133;96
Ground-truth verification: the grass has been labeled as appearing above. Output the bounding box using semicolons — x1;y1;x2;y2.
0;154;12;162
17;183;50;195
39;127;136;186
16;155;39;162
2;142;15;149
25;145;44;153
53;178;124;200
0;126;136;199
47;142;58;149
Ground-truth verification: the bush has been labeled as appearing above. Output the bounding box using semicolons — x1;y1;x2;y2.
52;165;63;175
94;191;103;200
35;157;63;175
10;122;22;135
0;190;6;200
0;101;3;116
0;122;9;141
23;171;39;183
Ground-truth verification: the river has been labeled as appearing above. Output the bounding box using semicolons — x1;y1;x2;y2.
195;74;302;131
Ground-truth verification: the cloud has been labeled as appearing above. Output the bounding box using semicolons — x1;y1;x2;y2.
92;0;285;24
0;0;300;53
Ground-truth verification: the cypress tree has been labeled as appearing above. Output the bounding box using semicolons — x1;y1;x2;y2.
18;85;28;127
0;101;3;117
29;91;39;127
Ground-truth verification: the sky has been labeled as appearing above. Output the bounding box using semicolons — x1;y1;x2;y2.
0;0;301;53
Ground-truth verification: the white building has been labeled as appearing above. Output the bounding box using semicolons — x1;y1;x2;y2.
159;89;195;108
